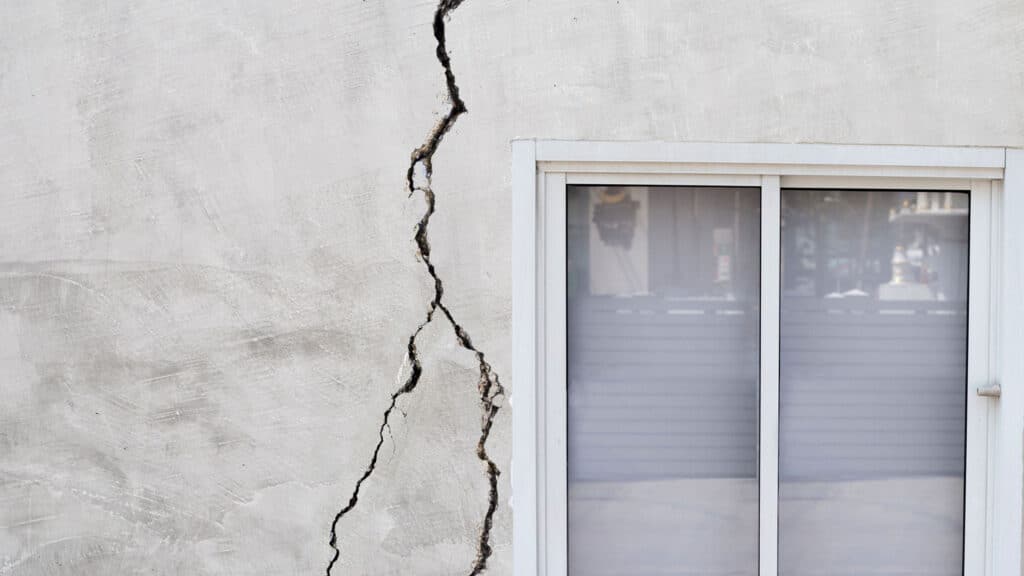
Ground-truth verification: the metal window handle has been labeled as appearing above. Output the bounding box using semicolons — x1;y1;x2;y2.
977;383;1002;398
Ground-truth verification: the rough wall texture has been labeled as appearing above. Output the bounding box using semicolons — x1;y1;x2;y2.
0;0;1022;574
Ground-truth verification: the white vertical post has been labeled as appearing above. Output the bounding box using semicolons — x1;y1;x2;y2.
511;140;537;576
759;175;781;576
994;150;1024;576
966;180;992;576
543;172;568;576
985;180;1004;575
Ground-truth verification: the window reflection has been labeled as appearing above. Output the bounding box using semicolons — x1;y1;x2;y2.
779;189;968;576
567;185;760;576
782;189;969;301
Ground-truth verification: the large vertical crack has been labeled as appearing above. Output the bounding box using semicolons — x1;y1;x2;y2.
326;1;504;574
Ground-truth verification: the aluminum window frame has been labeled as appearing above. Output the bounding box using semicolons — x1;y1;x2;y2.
511;140;1021;576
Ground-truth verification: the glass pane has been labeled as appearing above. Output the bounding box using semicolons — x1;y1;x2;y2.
567;185;760;576
779;189;969;576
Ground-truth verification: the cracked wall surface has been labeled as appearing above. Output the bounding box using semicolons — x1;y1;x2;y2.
1;0;1023;574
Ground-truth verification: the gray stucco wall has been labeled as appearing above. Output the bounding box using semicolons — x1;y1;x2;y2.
1;1;1022;574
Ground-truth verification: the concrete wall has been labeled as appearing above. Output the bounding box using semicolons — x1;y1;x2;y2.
0;0;1021;574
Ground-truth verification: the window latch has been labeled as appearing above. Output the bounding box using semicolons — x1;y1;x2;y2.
977;383;1002;398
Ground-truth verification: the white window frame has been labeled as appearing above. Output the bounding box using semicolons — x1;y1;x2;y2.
511;140;1023;576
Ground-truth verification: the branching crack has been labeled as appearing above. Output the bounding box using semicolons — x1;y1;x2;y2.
326;1;504;574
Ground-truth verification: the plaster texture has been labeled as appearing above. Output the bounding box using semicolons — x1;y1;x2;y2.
0;0;1022;574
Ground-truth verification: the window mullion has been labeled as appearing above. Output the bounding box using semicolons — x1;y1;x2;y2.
759;175;781;576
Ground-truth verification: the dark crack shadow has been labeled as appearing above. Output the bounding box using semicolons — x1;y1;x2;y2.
326;1;504;574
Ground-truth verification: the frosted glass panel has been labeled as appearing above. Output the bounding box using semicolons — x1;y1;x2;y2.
567;185;759;576
779;189;968;576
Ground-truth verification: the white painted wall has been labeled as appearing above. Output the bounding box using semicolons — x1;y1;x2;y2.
0;0;1021;574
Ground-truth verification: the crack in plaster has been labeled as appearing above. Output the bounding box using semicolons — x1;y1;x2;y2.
326;1;504;574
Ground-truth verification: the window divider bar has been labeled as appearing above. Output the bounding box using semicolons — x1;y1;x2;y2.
759;175;781;576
